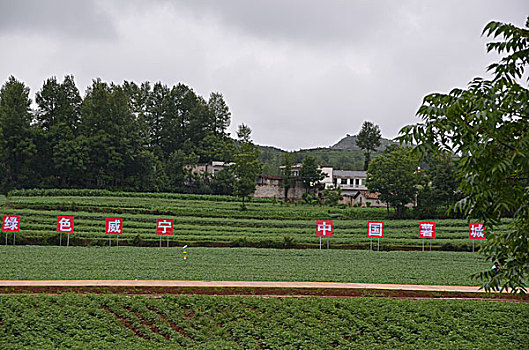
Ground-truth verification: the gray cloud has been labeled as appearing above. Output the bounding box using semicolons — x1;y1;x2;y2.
0;0;526;150
0;0;116;40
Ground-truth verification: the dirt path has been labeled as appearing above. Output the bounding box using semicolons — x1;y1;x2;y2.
0;279;524;301
0;280;484;292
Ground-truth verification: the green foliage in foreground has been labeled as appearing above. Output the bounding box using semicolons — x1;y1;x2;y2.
1;294;527;349
0;246;490;286
398;17;529;292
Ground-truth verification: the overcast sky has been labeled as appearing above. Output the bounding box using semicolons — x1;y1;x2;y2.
0;0;526;150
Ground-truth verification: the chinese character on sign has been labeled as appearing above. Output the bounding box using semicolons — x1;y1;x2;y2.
156;219;174;235
2;215;20;232
367;221;384;238
469;223;486;239
419;222;436;239
316;220;333;237
56;216;74;233
106;218;123;235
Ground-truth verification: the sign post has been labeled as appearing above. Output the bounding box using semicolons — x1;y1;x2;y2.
367;221;384;251
156;219;174;247
106;218;123;247
316;220;333;250
469;222;486;252
419;222;436;251
56;216;74;246
2;215;20;246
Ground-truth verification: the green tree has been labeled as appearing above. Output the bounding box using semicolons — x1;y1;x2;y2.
366;147;419;217
416;152;461;218
232;124;262;210
35;75;84;187
397;18;529;292
0;76;37;194
323;186;343;206
207;92;231;136
280;152;296;201
300;156;325;194
356;121;382;170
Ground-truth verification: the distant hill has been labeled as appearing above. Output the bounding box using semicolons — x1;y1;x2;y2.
257;135;398;175
330;134;397;151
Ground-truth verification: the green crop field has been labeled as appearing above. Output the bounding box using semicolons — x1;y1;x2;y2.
1;294;527;349
0;246;491;285
0;190;508;250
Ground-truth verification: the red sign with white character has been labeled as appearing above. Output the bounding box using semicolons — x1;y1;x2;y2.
2;215;20;232
56;216;74;233
106;218;123;235
419;222;436;239
469;223;486;239
367;221;384;238
156;219;174;235
316;220;333;237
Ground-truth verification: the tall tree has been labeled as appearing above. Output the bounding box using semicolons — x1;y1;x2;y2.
0;76;37;194
300;156;325;194
207;92;231;136
366;147;419;217
232;124;262;210
397;17;529;292
35;75;84;186
280;152;296;201
356;121;382;170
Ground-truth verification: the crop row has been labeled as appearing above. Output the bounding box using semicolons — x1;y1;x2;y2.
1;194;511;249
1;294;527;349
0;246;491;285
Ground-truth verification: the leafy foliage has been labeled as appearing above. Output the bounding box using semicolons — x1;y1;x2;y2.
367;147;419;217
300;156;325;193
397;17;529;292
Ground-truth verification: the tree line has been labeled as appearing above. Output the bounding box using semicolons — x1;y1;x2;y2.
0;75;258;195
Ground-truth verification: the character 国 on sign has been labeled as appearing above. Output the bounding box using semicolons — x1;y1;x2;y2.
367;221;384;238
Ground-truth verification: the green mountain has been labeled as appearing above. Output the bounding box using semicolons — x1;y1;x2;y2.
258;135;396;175
330;134;397;151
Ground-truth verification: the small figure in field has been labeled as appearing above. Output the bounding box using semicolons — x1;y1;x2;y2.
491;262;500;275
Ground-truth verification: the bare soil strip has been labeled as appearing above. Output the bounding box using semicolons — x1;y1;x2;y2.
0;280;525;301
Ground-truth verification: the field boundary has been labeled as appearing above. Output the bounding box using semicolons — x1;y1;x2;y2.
0;280;525;302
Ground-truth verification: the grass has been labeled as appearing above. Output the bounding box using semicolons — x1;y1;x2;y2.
0;246;490;285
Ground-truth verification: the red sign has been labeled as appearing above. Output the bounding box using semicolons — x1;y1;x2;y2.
156;219;174;235
367;221;384;238
106;218;123;235
419;222;436;239
56;216;74;233
2;215;20;232
316;220;333;237
469;222;486;239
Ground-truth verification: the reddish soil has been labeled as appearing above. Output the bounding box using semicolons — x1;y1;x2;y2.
0;280;526;302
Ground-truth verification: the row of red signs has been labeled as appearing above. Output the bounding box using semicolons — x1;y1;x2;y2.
2;215;487;239
316;220;486;239
2;215;174;235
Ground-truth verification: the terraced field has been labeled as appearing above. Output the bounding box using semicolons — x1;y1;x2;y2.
1;189;509;249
